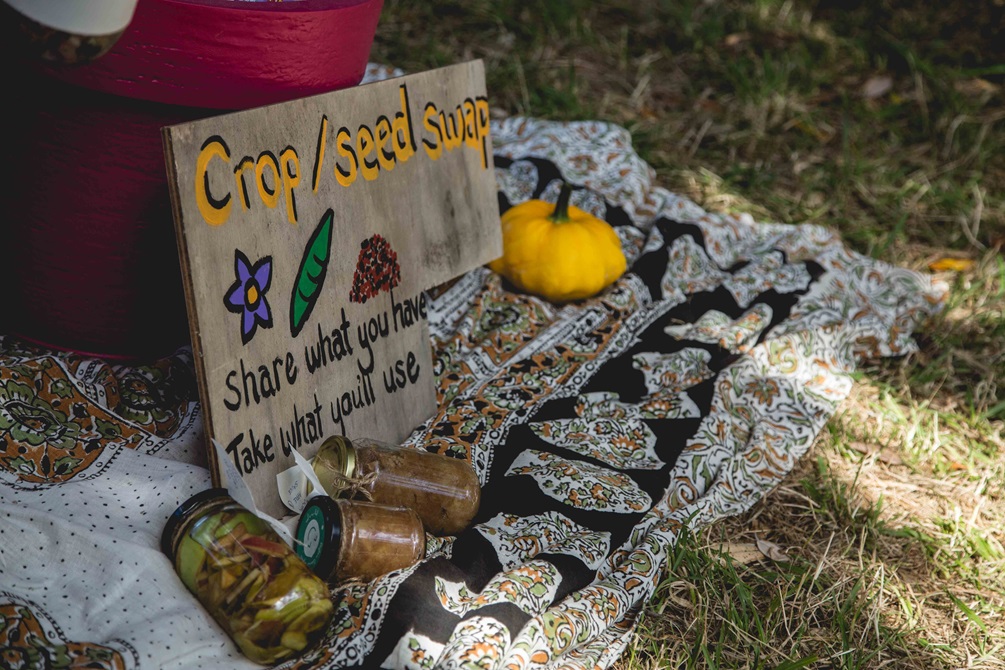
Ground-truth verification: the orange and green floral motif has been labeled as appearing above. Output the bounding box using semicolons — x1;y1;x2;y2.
0;379;81;453
475;511;610;570
506;450;651;513
542;608;593;655
433;280;554;407
379;631;446;670
530;417;664;470
327;583;370;641
407;637;435;669
436;560;561;617
743;377;783;405
467;288;550;363
0;335;47;363
111;353;195;437
664;305;774;353
0;601;131;670
0;359;148;484
633;348;715;394
574;389;702;421
439;617;509;669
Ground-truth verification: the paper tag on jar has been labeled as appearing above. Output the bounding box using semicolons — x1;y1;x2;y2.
277;464;309;514
277;442;329;514
211;437;295;548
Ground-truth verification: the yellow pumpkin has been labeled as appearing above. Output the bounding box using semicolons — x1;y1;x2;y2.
489;182;627;302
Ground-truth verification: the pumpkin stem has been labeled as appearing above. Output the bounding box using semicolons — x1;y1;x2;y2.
550;182;574;223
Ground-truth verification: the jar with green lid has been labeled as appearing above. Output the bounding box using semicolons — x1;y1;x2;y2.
296;496;425;583
161;489;334;665
311;436;481;536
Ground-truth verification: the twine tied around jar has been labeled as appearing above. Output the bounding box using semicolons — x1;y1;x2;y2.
326;469;379;501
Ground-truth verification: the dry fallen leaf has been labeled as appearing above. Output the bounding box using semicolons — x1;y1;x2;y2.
723;32;750;48
862;75;894;99
929;257;975;272
878;450;904;466
653;581;696;614
719;542;765;565
954;78;1000;98
847;440;904;465
789;118;835;143
755;536;789;562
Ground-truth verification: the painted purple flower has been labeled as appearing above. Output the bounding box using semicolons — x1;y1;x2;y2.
224;250;273;344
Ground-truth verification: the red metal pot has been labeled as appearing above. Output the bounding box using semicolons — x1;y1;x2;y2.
7;0;384;360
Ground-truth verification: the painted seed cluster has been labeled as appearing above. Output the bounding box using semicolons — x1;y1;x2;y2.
349;234;401;304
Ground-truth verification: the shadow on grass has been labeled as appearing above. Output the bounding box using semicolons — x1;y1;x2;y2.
618;440;1004;669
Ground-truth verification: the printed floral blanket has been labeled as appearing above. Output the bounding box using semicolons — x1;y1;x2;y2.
0;82;946;669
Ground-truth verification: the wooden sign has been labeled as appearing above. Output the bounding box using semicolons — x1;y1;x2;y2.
163;61;500;518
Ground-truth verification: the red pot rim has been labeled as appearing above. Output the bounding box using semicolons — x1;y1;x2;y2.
30;0;385;110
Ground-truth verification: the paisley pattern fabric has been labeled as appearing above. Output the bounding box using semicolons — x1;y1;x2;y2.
0;67;947;669
0;595;137;670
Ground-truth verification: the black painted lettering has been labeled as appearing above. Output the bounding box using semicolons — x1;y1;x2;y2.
224;370;241;411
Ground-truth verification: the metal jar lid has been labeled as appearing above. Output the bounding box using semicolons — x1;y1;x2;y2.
295;496;342;580
160;487;230;560
312;436;357;496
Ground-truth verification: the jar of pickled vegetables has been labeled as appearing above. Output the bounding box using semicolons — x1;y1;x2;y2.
161;489;334;665
295;496;425;583
311;436;481;536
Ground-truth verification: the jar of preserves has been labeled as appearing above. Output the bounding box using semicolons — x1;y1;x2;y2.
295;496;425;583
161;489;334;665
311;436;481;536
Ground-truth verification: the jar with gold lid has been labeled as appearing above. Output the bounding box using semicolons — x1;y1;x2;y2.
161;489;334;665
311;436;481;536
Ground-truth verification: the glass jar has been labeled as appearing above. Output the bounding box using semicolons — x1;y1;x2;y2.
161;489;334;665
295;496;425;583
311;436;481;536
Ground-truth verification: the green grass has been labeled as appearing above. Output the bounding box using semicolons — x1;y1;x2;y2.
371;1;1004;667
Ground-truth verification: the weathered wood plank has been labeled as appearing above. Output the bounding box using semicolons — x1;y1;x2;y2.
163;61;500;518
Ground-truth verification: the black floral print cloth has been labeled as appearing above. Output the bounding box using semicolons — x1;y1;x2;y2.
0;91;946;669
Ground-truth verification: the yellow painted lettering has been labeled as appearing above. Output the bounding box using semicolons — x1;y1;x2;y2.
194;136;232;226
392;84;416;163
356;124;378;181
422;103;442;160
334;126;357;187
476;96;491;169
440;107;463;151
255;151;281;209
374;116;395;172
463;98;478;149
234;157;254;212
279;146;300;224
